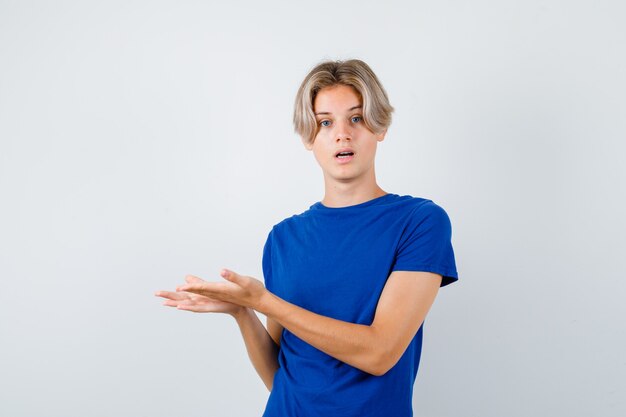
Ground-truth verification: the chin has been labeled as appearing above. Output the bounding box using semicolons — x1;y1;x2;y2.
332;172;361;181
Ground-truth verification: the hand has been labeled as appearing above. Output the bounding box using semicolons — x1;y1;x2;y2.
176;268;269;312
155;275;245;317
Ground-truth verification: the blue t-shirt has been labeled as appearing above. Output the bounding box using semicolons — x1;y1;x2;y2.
261;193;458;417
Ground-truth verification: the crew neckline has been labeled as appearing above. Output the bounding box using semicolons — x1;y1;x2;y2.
311;193;397;211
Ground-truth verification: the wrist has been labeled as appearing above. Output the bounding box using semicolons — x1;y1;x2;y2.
256;289;277;317
231;306;250;322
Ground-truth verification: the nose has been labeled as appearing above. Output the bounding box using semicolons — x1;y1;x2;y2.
335;119;352;142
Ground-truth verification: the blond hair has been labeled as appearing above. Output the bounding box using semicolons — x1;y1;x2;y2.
293;59;394;146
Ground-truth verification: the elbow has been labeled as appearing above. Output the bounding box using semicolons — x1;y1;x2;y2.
365;346;400;377
367;366;388;377
357;327;407;376
367;360;394;377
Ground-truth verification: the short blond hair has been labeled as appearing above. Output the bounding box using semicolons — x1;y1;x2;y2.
293;59;394;146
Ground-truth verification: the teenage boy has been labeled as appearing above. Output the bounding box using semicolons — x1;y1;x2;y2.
156;59;459;417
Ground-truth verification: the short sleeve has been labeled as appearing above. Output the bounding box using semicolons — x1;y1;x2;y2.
391;201;459;287
262;228;274;291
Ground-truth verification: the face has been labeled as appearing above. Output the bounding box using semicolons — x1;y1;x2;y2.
305;84;386;183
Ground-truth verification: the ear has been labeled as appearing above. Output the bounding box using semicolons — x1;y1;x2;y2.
303;139;314;151
376;129;387;142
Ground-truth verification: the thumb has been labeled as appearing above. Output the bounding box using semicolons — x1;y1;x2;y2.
220;268;241;283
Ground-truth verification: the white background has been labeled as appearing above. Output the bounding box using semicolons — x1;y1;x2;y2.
1;1;625;416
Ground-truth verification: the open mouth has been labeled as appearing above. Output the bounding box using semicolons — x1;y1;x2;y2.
336;151;355;159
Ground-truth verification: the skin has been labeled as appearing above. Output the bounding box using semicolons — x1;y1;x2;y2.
304;84;388;207
155;84;442;390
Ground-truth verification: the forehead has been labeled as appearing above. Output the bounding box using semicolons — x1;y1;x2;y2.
313;85;362;113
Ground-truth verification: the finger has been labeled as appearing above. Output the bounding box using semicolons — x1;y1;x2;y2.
185;275;206;284
220;268;242;284
177;282;237;302
176;284;205;295
162;299;180;307
172;298;199;308
176;301;204;313
155;290;189;301
176;282;215;293
177;305;202;313
176;284;193;292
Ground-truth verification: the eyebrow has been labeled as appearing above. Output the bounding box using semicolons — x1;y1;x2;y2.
314;105;362;116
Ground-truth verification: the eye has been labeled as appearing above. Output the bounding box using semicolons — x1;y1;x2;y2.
319;120;331;127
351;116;362;123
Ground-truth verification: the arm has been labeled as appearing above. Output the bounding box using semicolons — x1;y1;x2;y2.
259;270;441;376
267;317;284;347
155;277;280;391
179;269;441;376
233;307;280;391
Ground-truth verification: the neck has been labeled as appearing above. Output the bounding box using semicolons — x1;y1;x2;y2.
320;170;387;208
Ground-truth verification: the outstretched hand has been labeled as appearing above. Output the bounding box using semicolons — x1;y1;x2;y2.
155;269;269;315
155;274;243;316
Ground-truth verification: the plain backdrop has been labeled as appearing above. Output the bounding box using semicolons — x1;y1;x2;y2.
1;1;625;416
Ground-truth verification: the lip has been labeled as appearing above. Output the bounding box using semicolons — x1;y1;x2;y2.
335;147;355;164
336;154;354;164
334;147;355;157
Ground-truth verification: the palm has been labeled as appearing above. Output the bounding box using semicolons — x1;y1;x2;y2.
156;275;243;315
182;291;240;313
157;290;241;314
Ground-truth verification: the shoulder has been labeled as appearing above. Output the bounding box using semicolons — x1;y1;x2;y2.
392;196;453;236
264;208;312;240
412;198;451;219
392;194;450;217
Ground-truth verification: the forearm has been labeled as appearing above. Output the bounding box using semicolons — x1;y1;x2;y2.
257;292;385;376
233;307;280;391
174;269;438;378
